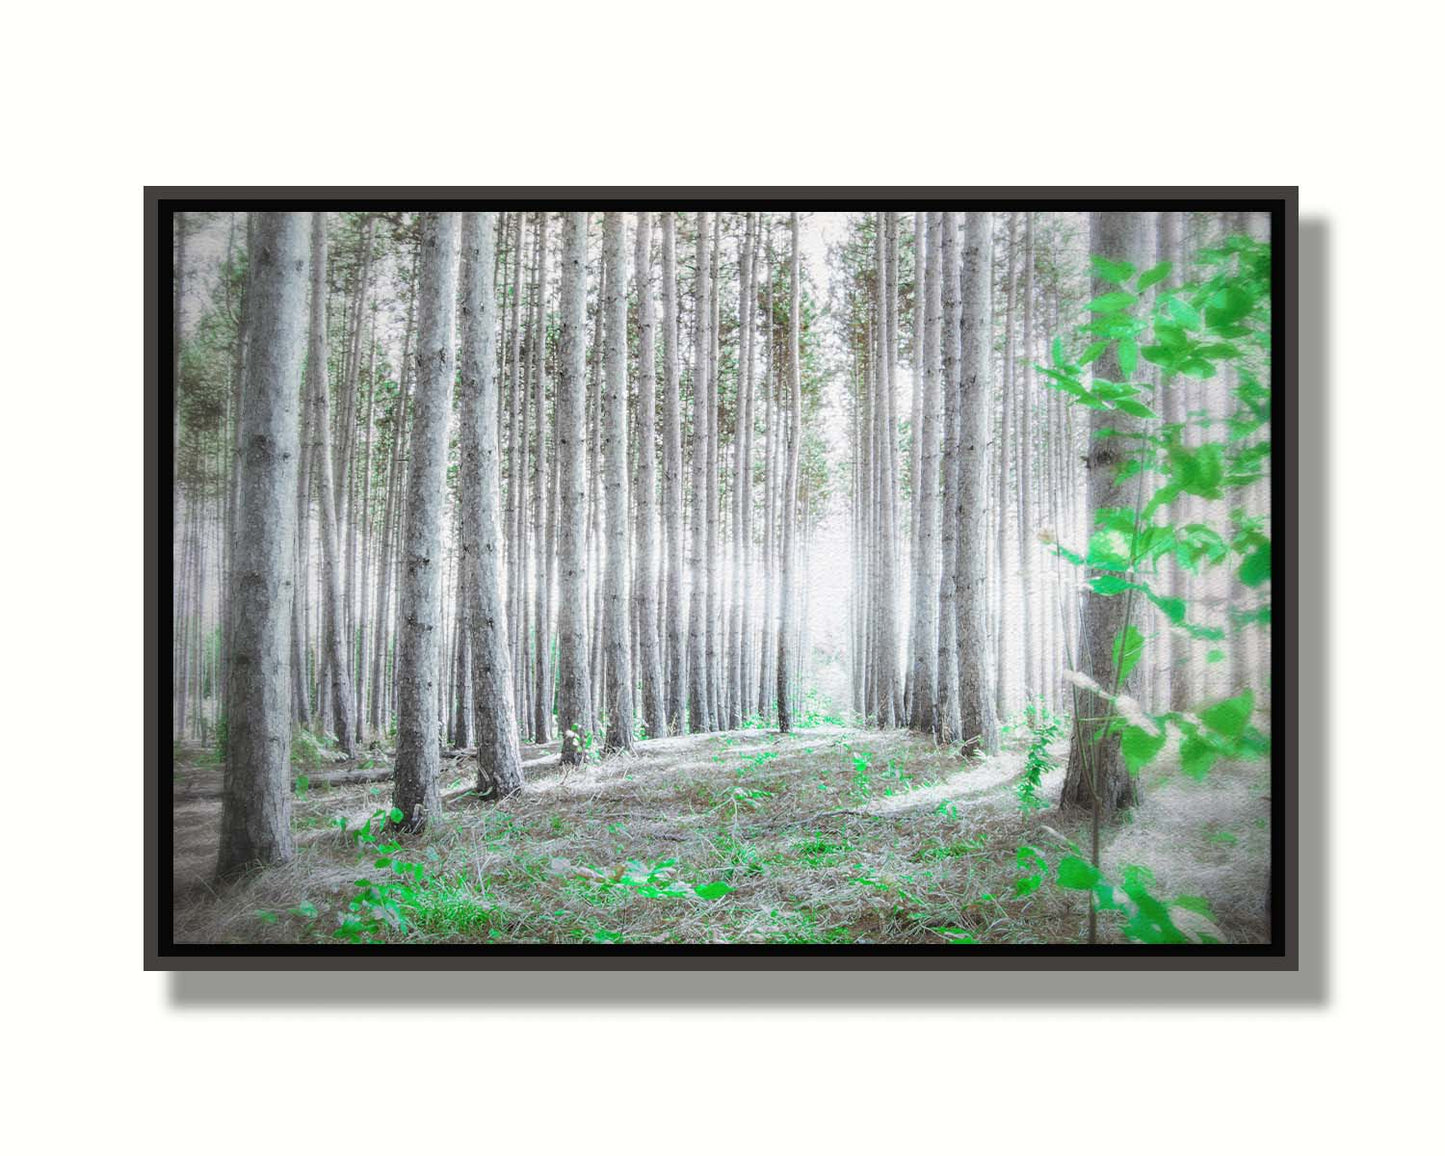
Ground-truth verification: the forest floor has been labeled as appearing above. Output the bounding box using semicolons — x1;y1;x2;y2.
170;721;1271;946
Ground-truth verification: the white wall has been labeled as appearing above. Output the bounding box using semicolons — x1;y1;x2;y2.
5;2;1433;1153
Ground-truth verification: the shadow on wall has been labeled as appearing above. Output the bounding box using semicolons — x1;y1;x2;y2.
166;218;1330;1011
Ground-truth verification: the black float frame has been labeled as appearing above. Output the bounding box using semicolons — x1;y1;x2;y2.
147;187;1299;971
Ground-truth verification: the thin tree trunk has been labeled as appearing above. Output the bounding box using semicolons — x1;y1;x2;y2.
687;212;712;733
956;211;998;754
557;213;595;764
459;211;523;795
935;212;961;742
306;213;356;755
1060;211;1147;815
633;212;666;737
777;213;802;733
909;212;941;734
392;212;458;829
601;212;635;753
661;214;686;734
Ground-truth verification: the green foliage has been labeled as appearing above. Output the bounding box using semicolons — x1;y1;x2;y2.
1021;230;1273;945
1010;698;1062;813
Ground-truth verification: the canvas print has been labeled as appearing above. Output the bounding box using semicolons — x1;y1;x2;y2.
163;196;1284;960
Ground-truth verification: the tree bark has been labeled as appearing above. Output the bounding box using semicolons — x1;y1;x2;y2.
217;211;307;878
531;214;553;743
909;212;941;734
556;213;595;763
660;214;686;734
459;211;524;796
305;214;357;755
956;211;998;754
392;212;458;829
777;213;802;732
599;213;636;753
1059;211;1147;815
935;212;961;742
632;212;666;737
687;212;712;734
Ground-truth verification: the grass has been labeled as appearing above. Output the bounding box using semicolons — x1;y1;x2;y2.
171;720;1270;947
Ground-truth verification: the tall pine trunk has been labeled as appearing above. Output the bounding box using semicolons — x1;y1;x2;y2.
392;212;458;828
687;213;712;733
217;212;307;877
956;211;998;753
306;214;356;755
661;214;686;734
459;212;523;795
1059;211;1147;815
777;214;802;732
556;213;595;763
632;212;666;736
601;213;635;753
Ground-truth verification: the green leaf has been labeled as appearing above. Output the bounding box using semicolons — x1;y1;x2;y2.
1179;735;1219;780
1113;398;1158;420
692;881;733;901
1051;335;1066;367
1056;856;1103;891
388;807;405;823
1121;725;1168;774
1167;297;1202;329
1091;574;1138;596
1201;689;1254;742
1239;546;1271;587
1013;874;1043;898
1087;528;1133;572
1078;341;1109;366
1117;336;1138;378
1085;290;1137;314
1112;624;1146;683
1136;261;1172;292
1091;256;1136;284
1148;591;1187;625
1206;649;1225;664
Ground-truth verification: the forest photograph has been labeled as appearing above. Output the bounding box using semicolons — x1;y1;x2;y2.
165;198;1280;955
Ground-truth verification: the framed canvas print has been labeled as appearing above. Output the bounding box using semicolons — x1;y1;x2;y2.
150;187;1295;970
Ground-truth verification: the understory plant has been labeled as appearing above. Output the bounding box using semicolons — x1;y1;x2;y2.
1018;230;1273;944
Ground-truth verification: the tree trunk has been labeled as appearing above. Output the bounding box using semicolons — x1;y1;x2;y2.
777;213;802;733
687;212;712;734
956;211;998;754
392;212;458;828
873;213;899;727
1059;210;1148;815
909;212;941;734
633;212;666;737
217;212;307;878
661;213;687;735
557;213;595;763
305;214;357;755
935;212;961;742
459;211;523;796
531;214;553;743
600;212;636;753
